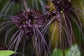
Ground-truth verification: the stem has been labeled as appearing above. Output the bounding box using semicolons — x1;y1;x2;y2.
23;0;28;11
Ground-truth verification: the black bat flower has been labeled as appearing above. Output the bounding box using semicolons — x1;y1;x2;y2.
52;0;72;14
45;0;84;53
0;9;51;55
10;10;50;37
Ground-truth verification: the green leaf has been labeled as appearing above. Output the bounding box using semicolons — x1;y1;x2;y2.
51;48;63;56
0;50;16;56
51;44;80;56
65;44;80;56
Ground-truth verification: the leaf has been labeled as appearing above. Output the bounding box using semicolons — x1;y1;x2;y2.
51;48;63;56
0;50;16;56
51;44;80;56
65;44;80;56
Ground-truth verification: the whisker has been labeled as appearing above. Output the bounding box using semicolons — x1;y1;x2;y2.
54;23;66;48
56;23;73;49
33;28;38;49
65;15;76;45
0;0;10;14
39;0;46;13
57;23;70;43
62;30;66;56
17;3;20;12
32;0;34;9
63;14;70;34
41;16;57;33
69;14;83;35
63;14;73;46
5;2;13;14
0;21;13;26
34;27;44;56
49;23;57;47
21;1;24;11
33;28;39;56
8;30;22;50
59;15;62;50
49;18;72;49
0;15;11;18
4;26;16;45
33;28;42;55
68;14;84;42
10;1;15;15
70;8;83;31
22;37;27;55
35;0;39;10
35;27;51;55
15;30;24;51
55;30;60;48
7;29;20;47
0;16;11;20
72;7;84;16
0;23;14;31
3;2;13;21
42;25;49;36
